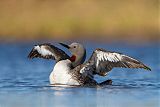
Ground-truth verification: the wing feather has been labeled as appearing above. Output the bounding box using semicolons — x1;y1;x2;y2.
80;48;151;77
28;43;69;62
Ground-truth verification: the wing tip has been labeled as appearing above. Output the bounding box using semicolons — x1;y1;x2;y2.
27;48;39;59
144;66;151;71
27;54;36;59
27;49;35;59
27;55;32;59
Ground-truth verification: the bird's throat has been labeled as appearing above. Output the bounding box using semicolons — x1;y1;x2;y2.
69;55;76;62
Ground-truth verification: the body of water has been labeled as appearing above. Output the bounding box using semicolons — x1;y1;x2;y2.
0;42;159;107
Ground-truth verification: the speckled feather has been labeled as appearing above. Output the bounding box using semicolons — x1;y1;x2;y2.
28;43;70;62
80;48;151;78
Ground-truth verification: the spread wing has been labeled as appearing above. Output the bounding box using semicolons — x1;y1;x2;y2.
28;43;69;62
80;48;151;77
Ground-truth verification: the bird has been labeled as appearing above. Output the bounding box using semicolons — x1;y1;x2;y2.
28;42;151;87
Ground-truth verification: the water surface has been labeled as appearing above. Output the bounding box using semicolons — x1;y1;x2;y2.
0;42;159;107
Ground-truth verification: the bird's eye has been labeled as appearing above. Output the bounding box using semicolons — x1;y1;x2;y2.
73;46;76;48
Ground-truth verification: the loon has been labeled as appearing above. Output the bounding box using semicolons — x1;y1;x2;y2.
28;42;151;87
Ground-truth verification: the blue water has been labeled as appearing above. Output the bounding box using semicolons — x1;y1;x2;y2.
0;42;159;107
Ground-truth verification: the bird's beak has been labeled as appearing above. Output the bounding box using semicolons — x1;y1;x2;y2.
59;43;70;49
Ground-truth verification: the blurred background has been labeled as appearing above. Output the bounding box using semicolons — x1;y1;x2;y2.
0;0;159;43
0;1;159;107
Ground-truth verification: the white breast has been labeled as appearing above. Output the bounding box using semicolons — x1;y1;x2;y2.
49;59;80;86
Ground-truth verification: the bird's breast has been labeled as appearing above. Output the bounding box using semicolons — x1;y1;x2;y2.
49;59;80;86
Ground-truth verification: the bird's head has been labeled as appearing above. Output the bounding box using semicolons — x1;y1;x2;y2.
59;42;86;67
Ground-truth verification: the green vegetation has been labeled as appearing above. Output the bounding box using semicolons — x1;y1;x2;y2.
0;0;158;42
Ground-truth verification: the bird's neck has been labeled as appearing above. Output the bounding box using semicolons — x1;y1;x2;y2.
69;55;76;62
70;50;86;68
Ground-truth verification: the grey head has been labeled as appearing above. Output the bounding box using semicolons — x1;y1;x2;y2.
59;42;86;67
